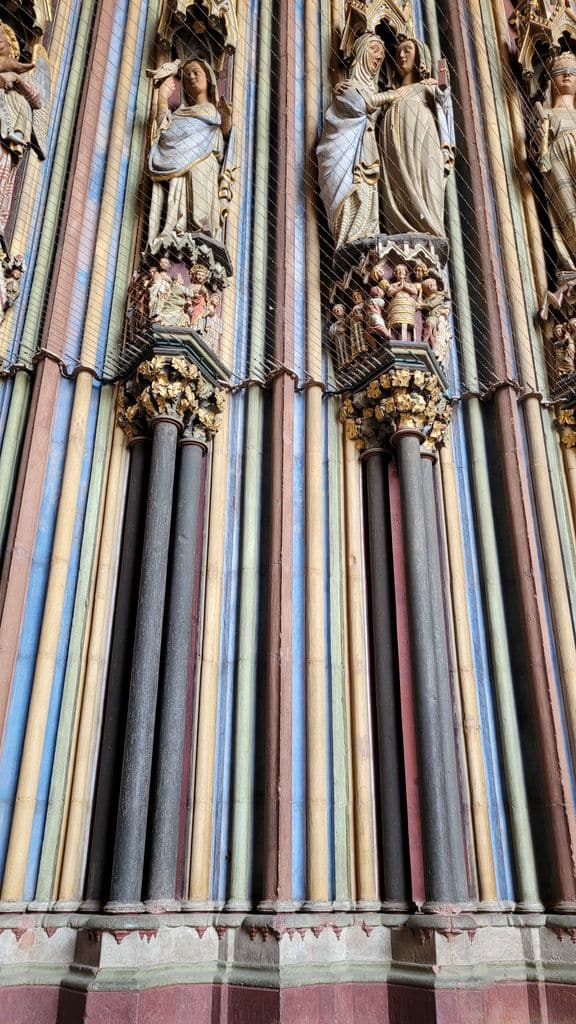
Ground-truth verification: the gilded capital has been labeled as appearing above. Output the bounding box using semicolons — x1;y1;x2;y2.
119;354;226;443
339;368;450;452
556;405;576;448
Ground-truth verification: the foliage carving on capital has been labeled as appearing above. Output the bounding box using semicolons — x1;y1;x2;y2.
119;354;226;442
555;405;576;447
339;368;450;452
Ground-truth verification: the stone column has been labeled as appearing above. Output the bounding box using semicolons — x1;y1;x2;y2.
84;435;149;909
147;437;208;907
107;354;225;910
363;447;410;910
342;369;467;907
420;449;469;905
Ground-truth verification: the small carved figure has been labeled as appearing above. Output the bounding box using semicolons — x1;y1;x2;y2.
317;33;389;248
364;283;390;341
0;249;23;323
386;263;418;337
420;275;450;364
329;302;349;366
148;57;234;245
202;291;224;348
534;52;576;273
148;257;172;320
155;272;193;327
349;288;368;358
553;319;576;376
378;39;454;236
187;263;210;323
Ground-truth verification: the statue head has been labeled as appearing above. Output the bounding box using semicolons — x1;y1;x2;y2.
0;22;20;60
190;264;210;284
394;263;408;281
392;37;432;85
422;276;438;296
352;288;364;303
349;33;385;88
181;58;218;105
548;52;576;106
332;303;346;319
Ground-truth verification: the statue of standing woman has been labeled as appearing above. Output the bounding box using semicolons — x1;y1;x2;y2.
147;57;234;245
317;33;389;249
535;52;576;274
378;38;454;237
318;33;454;247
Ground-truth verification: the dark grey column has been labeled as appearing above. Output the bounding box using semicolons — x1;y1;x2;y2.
108;418;180;909
421;453;469;905
83;437;149;908
147;439;207;906
394;430;457;906
364;449;410;910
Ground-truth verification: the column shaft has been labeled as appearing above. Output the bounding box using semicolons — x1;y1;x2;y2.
364;451;409;909
84;439;149;905
395;432;457;904
421;454;469;904
109;419;179;907
147;441;206;903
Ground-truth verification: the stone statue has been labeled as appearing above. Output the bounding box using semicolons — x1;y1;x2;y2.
329;302;349;366
317;33;389;248
535;52;576;273
386;263;418;336
0;23;50;236
420;275;450;364
147;57;234;245
378;39;454;237
553;319;576;376
364;283;390;340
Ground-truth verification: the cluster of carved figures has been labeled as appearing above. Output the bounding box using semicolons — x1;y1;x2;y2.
317;9;455;404
127;249;224;349
330;253;450;372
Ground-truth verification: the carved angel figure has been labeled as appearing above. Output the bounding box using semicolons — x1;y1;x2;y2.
0;22;50;236
535;52;576;273
378;39;454;237
317;33;388;248
147;57;235;245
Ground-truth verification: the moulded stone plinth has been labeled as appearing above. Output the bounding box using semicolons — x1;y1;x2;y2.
3;912;576;1023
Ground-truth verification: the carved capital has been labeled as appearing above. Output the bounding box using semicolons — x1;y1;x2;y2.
339;368;451;452
119;354;226;443
556;405;576;448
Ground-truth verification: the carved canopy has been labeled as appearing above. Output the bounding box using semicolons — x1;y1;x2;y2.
341;0;414;59
510;0;576;81
157;0;238;55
